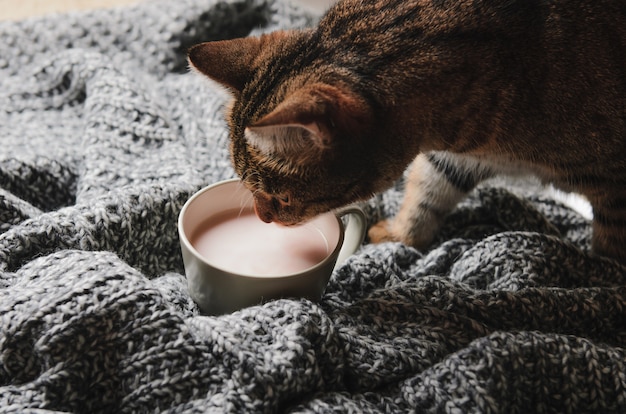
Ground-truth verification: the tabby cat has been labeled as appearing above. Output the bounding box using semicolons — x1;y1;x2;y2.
188;0;626;263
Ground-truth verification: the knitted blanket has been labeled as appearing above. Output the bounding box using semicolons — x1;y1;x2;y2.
1;0;625;412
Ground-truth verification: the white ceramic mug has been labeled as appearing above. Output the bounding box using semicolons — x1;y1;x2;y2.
178;178;367;315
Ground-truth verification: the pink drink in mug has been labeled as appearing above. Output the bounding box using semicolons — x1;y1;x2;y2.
191;208;330;276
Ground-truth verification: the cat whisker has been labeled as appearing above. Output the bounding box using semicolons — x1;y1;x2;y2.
238;192;254;218
224;180;245;207
228;178;256;218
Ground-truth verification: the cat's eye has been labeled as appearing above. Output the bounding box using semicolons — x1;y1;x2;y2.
274;194;291;207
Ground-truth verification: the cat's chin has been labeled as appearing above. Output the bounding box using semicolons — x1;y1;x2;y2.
258;211;306;227
274;220;301;227
260;216;306;227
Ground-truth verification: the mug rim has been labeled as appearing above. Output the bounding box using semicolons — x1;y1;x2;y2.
178;178;346;280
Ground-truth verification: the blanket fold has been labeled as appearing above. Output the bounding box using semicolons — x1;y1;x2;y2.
1;0;625;412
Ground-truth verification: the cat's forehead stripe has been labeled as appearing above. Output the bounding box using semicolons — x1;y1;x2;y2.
240;34;316;125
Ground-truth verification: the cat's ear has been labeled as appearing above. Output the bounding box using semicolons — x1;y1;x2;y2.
188;31;294;93
187;37;261;92
250;83;371;148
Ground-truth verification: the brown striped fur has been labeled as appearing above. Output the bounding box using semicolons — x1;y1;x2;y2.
188;0;626;263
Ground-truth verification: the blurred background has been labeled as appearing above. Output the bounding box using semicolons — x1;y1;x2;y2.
0;0;337;21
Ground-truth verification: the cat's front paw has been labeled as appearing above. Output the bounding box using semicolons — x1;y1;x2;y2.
368;219;400;244
369;217;437;250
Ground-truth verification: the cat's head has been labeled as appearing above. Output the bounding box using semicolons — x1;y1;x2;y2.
188;31;404;225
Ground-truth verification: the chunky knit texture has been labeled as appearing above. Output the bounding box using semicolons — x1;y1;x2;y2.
1;0;626;412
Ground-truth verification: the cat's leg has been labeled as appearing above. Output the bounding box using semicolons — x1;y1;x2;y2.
588;193;626;264
369;152;494;250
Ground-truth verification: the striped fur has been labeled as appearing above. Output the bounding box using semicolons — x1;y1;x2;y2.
189;0;626;263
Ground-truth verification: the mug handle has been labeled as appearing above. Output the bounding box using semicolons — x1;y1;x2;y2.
333;204;367;271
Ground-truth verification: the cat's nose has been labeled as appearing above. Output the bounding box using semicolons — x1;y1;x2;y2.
254;203;274;223
252;195;274;223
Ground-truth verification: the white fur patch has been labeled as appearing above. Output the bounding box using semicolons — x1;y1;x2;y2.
547;186;594;220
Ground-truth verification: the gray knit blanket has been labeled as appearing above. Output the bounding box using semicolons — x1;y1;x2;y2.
1;0;625;412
